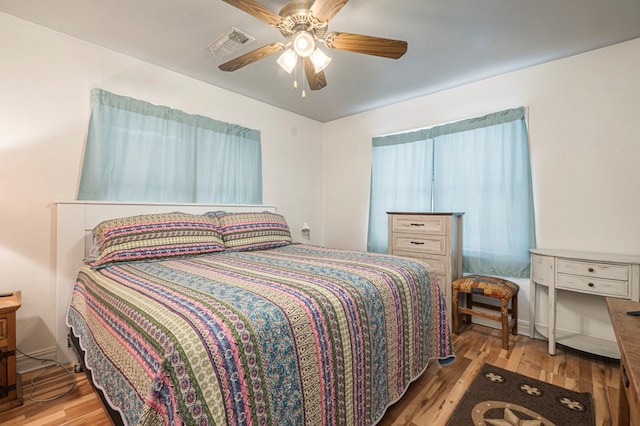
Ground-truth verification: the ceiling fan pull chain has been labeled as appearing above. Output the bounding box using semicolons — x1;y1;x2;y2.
301;67;307;98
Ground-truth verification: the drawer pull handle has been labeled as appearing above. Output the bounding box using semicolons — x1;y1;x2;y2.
588;282;594;287
410;223;425;227
410;241;425;245
588;267;595;273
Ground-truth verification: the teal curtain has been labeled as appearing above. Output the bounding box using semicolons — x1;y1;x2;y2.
367;139;434;254
368;107;535;277
77;89;262;203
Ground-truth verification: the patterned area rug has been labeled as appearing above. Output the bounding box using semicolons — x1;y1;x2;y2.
446;364;595;425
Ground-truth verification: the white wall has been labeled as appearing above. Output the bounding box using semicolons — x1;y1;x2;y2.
322;38;640;333
0;13;324;370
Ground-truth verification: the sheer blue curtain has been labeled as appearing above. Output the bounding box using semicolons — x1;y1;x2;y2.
368;107;535;277
77;89;262;203
367;139;433;253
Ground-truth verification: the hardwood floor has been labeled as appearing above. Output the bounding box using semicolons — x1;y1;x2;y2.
0;324;621;425
379;325;620;425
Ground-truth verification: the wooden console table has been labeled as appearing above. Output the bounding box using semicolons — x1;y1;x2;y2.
607;297;640;426
529;248;640;358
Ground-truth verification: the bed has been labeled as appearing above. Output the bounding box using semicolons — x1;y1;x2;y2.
62;204;454;425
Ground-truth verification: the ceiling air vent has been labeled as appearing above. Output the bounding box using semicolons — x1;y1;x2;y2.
208;27;255;59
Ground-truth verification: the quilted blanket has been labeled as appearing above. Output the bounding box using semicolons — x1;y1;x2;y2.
67;244;454;425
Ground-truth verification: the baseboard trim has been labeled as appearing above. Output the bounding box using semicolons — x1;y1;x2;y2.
16;346;58;374
471;316;530;336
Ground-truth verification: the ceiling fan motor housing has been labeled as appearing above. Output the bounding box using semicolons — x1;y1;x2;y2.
278;0;328;41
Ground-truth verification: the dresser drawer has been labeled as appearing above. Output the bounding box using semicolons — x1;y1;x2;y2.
434;273;447;296
557;259;628;281
0;317;6;346
392;234;446;256
392;250;447;275
556;273;629;297
392;215;447;235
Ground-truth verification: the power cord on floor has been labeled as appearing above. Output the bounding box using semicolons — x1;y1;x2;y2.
16;348;77;402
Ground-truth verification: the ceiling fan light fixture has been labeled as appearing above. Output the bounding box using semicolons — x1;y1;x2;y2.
293;31;315;57
310;47;331;73
277;48;298;73
219;0;408;93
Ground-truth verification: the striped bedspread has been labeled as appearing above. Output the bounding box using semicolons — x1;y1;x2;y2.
67;244;454;425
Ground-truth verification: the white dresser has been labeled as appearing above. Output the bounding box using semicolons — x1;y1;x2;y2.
387;212;463;317
529;248;640;358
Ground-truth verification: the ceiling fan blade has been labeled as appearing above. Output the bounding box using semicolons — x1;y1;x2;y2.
219;42;285;72
221;0;283;27
325;32;408;59
303;57;327;90
309;0;349;22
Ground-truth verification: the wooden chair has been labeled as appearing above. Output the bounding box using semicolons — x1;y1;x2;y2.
452;275;519;350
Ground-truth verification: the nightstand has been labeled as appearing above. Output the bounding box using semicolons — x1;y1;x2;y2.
0;291;22;411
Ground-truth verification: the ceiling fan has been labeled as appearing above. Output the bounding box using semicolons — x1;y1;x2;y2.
218;0;408;92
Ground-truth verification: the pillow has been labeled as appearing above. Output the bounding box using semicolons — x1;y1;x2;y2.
202;210;229;218
217;211;292;251
89;212;224;267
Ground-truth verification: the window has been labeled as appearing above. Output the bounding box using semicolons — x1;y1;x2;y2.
367;107;535;277
77;89;262;204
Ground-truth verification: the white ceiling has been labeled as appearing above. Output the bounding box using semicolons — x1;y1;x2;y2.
1;0;639;122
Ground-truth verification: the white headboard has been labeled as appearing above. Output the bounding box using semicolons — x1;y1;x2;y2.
55;201;276;363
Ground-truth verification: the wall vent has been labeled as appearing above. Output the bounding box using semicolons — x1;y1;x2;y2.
208;27;255;59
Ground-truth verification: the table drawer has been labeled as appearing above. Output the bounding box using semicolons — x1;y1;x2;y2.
557;259;628;280
531;254;553;285
556;273;629;297
392;234;446;255
619;350;640;426
392;215;447;235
